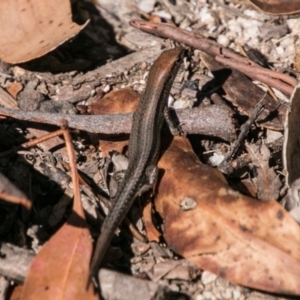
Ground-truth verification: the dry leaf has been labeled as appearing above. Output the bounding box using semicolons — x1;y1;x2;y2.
294;37;300;72
0;0;88;63
21;128;97;299
155;136;300;294
201;53;285;130
90;87;140;157
0;87;18;109
6;82;23;99
246;143;281;201
229;176;258;198
247;0;300;14
282;83;300;222
0;172;31;209
9;284;24;300
21;212;97;299
143;200;161;242
89;87;140;115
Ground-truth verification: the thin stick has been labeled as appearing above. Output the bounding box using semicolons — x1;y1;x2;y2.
20;129;65;149
226;99;265;161
215;56;294;95
60;119;84;218
130;20;297;95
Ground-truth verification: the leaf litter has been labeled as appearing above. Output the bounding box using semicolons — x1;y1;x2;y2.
0;0;300;299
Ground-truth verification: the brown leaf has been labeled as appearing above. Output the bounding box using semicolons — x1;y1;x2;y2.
247;0;300;15
0;87;18;109
282;83;300;221
89;87;140;115
156;136;300;294
10;284;24;300
0;0;88;63
90;87;140;157
246;143;282;201
0;81;67;155
201;53;285;130
294;37;300;72
230;178;258;198
0;172;31;209
21;128;97;299
21;212;97;299
143;201;161;242
6;82;23;99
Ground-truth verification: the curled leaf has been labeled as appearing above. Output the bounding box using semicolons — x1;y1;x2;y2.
247;0;300;14
0;0;88;63
156;137;300;295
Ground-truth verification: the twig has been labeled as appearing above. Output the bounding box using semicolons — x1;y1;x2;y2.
60;120;84;219
0;105;236;142
226;99;265;161
215;56;294;95
218;99;265;174
0;173;31;209
0;191;31;209
61;161;146;242
22;129;65;149
1;121;147;243
129;20;296;95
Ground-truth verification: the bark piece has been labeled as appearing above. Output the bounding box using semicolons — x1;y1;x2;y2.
98;268;169;300
246;143;281;201
201;53;286;130
0;87;18;109
155;136;300;295
0;105;236;142
0;243;34;283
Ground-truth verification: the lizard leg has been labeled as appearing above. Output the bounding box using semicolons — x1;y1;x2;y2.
134;165;159;198
164;106;184;136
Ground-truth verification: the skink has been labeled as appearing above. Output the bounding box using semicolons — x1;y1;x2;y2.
90;47;184;279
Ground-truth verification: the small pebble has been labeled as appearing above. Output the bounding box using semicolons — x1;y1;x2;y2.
245;26;260;38
221;288;233;299
217;34;230;47
103;84;110;93
202;291;216;300
168;94;175;107
276;46;284;55
201;271;218;285
280;35;294;48
228;21;242;35
198;6;215;24
152;10;172;20
243;9;262;19
233;290;242;300
209;153;225;167
286;18;300;31
173;99;193;110
168;283;180;292
137;0;155;13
